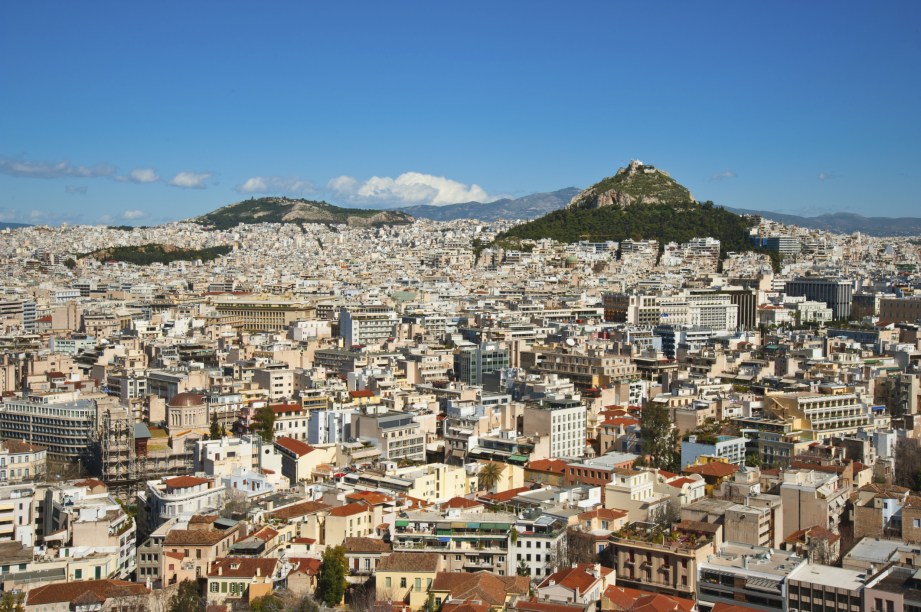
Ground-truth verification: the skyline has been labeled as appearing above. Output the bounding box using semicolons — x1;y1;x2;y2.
2;1;920;225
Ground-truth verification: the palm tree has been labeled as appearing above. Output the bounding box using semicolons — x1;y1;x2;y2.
478;462;503;493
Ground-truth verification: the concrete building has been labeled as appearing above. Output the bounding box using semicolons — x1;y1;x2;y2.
779;470;849;538
339;304;397;347
0;439;47;483
522;398;587;459
0;392;98;461
697;542;806;612
680;434;747;469
785;277;853;320
454;342;510;386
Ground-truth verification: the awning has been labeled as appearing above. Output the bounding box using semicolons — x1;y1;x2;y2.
395;520;409;527
508;454;529;462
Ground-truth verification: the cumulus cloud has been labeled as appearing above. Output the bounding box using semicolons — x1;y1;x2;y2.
65;185;88;195
818;172;834;181
236;175;316;196
710;170;737;182
0;157;116;179
128;168;160;183
169;171;212;189
327;171;494;206
121;210;148;220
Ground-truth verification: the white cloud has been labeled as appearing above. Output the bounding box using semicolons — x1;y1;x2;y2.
169;171;212;189
327;171;494;206
818;172;834;181
0;157;115;179
710;170;736;181
128;168;160;183
121;210;148;220
65;185;88;195
236;175;316;196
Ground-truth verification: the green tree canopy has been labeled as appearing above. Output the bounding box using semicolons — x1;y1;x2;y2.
315;545;348;607
640;402;679;472
209;412;221;440
254;405;276;443
168;580;204;612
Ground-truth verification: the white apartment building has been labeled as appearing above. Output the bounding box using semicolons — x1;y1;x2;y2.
0;392;97;461
522;398;587;459
339;305;397;347
138;475;225;536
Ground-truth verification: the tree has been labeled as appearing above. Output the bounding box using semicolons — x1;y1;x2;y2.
745;453;762;468
250;595;285;612
516;559;531;577
168;580;204;612
566;528;597;565
0;592;25;612
254;405;276;443
209;412;221;440
316;545;348;607
477;462;503;492
63;257;77;270
640;402;679;472
895;440;921;491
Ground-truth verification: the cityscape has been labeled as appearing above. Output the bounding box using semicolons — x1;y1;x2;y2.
2;3;921;612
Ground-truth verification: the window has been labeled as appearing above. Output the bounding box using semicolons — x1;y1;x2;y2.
415;578;421;591
385;577;391;588
400;577;407;589
75;569;82;579
210;583;219;593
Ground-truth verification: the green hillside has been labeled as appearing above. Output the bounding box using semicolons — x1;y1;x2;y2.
193;197;413;230
81;244;232;265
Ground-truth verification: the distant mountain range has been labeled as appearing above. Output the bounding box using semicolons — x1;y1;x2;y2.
0;222;29;230
397;188;580;222
724;208;921;237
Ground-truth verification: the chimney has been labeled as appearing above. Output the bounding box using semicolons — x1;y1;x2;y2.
218;566;223;576
256;565;261;577
593;563;601;579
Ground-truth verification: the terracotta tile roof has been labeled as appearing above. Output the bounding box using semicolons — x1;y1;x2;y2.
27;580;148;606
249;526;279;541
377;552;440;572
208;557;278;578
684;462;739;478
165;528;233;547
513;599;587;612
267;500;329;520
73;478;106;489
164;475;211;489
1;439;47;453
442;602;490;612
344;536;392;554
577;508;628;522
479;486;531;503
666;477;698;488
288;557;321;576
538;564;610;593
274;436;317;457
441;496;483;510
602;585;695;612
350;389;375;398
271;403;302;414
527;459;569;474
328;502;369;517
784;525;841;544
711;604;765;612
189;515;220;525
431;571;529;606
346;490;394;505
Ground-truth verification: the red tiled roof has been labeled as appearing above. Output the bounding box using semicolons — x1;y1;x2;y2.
431;571;529;606
27;580;148;606
274;436;317;457
378;552;440;572
328;502;369;518
164;475;211;489
602;585;695;612
480;486;531;503
267;501;329;520
346;491;394;506
538;563;610;593
684;462;739;478
350;389;375;398
514;599;586;612
271;403;302;414
526;459;568;474
441;496;483;509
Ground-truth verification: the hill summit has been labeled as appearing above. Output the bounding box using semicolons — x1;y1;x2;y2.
192;197;413;230
495;161;771;264
567;160;693;210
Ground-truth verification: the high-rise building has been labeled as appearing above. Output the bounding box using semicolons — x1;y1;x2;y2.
339;305;397;347
522;398;587;459
454;342;510;386
785;277;853;320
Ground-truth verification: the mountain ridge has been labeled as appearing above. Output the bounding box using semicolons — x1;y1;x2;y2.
191;197;413;230
397;188;580;222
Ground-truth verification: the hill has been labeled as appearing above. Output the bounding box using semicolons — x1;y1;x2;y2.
725;207;921;237
496;161;764;259
192;197;413;230
81;244;232;266
398;188;580;221
0;222;30;230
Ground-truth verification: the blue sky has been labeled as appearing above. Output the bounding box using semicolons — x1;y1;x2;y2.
2;1;920;225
